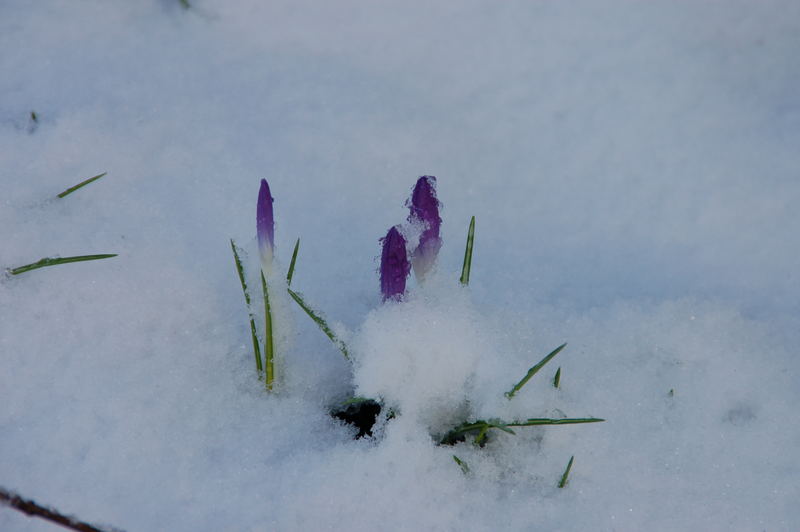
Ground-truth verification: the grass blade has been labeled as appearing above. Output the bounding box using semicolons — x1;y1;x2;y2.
505;343;567;399
7;254;117;275
261;272;275;391
452;455;470;474
506;417;605;427
459;216;475;285
287;288;350;360
441;416;603;445
341;396;372;406
286;238;300;286
558;456;575;488
553;367;562;389
230;239;262;375
56;172;107;199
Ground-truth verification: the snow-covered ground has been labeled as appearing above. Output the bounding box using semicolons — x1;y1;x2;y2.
2;1;799;530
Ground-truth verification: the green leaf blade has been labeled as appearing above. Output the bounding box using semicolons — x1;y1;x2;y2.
288;287;350;360
261;272;275;391
230;239;262;375
452;455;470;474
56;172;107;199
459;216;475;286
507;417;605;427
8;254;117;275
286;238;300;286
505;343;568;399
558;456;575;488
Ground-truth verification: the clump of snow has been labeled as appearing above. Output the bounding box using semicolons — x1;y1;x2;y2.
352;283;486;436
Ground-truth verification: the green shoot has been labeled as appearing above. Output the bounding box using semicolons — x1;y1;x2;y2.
505;343;567;399
341;396;371;406
230;239;262;375
286;238;300;286
668;388;675;397
558;456;575;488
288;288;350;360
7;254;117;275
56;172;107;199
452;455;470;474
506;417;604;427
440;416;603;446
459;216;475;285
179;0;191;8
553;367;562;388
261;272;275;391
28;111;39;133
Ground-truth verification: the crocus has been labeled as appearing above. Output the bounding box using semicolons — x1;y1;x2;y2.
407;175;442;281
257;178;275;273
380;225;411;301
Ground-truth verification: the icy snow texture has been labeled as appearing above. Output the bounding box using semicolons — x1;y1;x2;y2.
353;286;485;435
2;0;800;531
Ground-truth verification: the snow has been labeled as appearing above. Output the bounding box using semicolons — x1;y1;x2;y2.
1;1;799;530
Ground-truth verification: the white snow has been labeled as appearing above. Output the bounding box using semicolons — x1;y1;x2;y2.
1;1;799;530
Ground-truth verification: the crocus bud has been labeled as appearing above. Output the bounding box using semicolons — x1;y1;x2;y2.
257;179;275;273
380;225;411;301
407;175;442;281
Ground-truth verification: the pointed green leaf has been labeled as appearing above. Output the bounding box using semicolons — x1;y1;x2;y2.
57;172;107;198
7;254;117;275
286;238;300;286
558;456;575;488
453;455;470;474
459;216;475;286
505;343;567;399
287;288;350;360
230;239;262;375
507;417;605;426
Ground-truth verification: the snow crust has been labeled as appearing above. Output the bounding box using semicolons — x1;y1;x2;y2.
2;1;799;530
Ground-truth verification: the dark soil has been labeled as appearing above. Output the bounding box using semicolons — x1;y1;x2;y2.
331;399;382;439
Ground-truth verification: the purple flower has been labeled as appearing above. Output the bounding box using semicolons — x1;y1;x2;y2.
257;179;275;273
380;225;411;301
407;175;442;280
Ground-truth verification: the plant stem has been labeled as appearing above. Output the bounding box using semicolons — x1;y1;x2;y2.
0;486;120;532
261;272;275;391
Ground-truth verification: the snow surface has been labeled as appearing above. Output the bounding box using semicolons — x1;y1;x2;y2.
2;1;799;530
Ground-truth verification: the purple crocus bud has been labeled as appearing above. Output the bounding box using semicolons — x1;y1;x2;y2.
407;175;442;281
257;179;275;273
380;225;411;301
